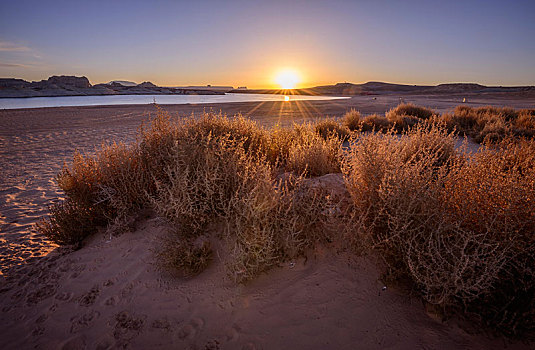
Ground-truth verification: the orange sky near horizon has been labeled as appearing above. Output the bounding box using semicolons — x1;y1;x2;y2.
1;1;534;88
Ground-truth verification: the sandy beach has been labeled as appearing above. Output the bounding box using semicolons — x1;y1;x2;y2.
2;214;529;349
1;95;534;349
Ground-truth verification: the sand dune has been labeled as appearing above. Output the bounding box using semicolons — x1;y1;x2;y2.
1;216;527;349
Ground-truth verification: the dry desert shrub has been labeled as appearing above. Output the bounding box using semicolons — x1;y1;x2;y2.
265;125;295;164
360;114;392;132
183;110;268;154
342;125;535;336
38;151;113;244
37;199;104;245
55;151;105;210
96;142;151;218
385;113;420;132
228;176;337;283
139;111;343;278
156;236;212;277
441;138;535;335
442;105;535;143
147;133;267;237
386;103;435;120
314;117;350;140
513;109;535;138
343;109;362;131
268;123;342;176
286;134;341;176
342;123;456;218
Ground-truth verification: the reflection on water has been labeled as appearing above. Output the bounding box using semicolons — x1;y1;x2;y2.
0;93;349;110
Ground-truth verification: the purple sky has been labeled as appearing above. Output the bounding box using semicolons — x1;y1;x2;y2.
1;0;534;88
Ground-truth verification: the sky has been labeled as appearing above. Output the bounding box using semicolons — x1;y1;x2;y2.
0;0;534;88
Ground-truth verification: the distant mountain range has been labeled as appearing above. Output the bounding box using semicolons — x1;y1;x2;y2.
0;76;226;98
1;76;533;99
231;81;535;96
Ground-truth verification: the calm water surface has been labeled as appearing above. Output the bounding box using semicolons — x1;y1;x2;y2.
0;93;349;109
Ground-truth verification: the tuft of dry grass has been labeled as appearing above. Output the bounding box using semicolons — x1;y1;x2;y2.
287;135;341;177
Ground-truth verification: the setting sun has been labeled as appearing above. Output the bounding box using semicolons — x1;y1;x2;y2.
274;69;301;89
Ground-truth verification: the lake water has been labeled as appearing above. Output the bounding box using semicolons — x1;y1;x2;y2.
0;93;349;109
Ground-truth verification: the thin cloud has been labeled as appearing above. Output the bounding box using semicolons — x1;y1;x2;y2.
0;61;32;68
0;40;31;52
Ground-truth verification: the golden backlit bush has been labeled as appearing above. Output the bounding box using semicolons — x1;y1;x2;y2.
314;117;350;140
228;176;337;283
386;103;435;120
343;109;362;131
39;110;343;280
286;134;341;176
342;125;535;336
360;114;392;132
39;106;535;336
443;105;535;143
267;123;342;176
385;113;420;132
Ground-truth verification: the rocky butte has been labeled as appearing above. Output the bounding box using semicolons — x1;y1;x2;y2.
0;75;226;98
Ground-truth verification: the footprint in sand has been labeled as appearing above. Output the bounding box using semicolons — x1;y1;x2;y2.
104;295;118;306
69;264;86;279
103;279;114;287
225;324;242;342
70;310;101;333
151;317;171;332
55;291;73;302
204;339;221;349
32;325;45;337
78;285;100;306
26;283;58;304
35;314;48;324
177;317;205;340
113;310;146;346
